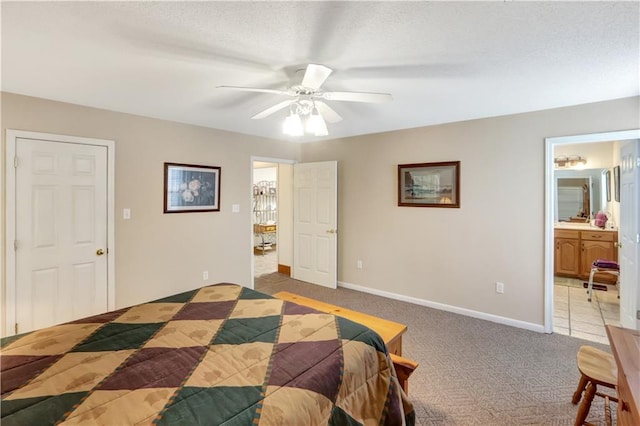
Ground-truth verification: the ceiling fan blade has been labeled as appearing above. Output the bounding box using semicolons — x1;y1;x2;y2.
321;91;393;103
301;64;333;90
251;100;294;120
217;86;291;96
315;101;343;123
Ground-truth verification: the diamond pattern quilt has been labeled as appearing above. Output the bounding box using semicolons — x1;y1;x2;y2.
1;283;414;425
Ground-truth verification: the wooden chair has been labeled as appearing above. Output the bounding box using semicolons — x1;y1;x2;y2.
586;260;619;302
572;346;618;426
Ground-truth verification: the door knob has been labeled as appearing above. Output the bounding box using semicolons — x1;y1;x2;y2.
326;229;337;234
614;242;622;248
96;249;105;256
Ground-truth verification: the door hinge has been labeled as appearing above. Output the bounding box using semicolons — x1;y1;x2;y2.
637;310;640;320
14;156;18;168
14;240;18;250
15;323;18;334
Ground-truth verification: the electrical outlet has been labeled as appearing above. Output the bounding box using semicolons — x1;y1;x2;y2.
356;260;363;269
496;282;505;294
203;270;209;281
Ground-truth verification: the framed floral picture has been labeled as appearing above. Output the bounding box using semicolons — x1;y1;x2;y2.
164;162;221;213
398;161;460;208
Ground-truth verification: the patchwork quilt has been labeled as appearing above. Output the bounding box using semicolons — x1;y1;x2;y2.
1;283;414;425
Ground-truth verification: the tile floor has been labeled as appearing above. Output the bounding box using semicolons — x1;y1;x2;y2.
254;247;278;277
553;276;620;345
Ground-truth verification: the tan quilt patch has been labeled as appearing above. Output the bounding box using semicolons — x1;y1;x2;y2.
259;386;332;426
229;299;283;319
2;324;102;356
186;342;273;387
4;351;134;400
335;341;392;424
278;314;338;343
60;388;176;425
113;303;183;323
144;320;223;348
191;285;241;302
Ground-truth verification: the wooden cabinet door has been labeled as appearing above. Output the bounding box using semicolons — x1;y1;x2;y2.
581;240;617;283
555;238;580;276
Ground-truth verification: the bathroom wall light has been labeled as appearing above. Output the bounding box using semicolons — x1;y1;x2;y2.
554;155;587;168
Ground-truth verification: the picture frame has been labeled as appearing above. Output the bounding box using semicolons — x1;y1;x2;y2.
613;165;620;202
398;161;460;208
164;162;221;213
605;169;611;202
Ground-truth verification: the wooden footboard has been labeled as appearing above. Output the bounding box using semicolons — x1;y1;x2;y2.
273;291;418;393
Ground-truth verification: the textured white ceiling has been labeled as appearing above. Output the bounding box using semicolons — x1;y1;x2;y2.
2;1;638;142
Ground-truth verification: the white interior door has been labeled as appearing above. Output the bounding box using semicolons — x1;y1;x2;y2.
14;137;109;334
619;139;639;329
293;161;337;289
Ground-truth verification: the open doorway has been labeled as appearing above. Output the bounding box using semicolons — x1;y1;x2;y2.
253;162;279;277
251;159;294;288
545;129;640;339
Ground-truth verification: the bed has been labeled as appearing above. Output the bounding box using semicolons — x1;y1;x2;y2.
1;283;414;425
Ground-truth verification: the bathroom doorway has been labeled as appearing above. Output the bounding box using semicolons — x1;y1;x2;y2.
545;130;640;340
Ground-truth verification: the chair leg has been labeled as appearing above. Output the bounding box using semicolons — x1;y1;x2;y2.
587;268;596;302
575;381;596;426
572;374;588;404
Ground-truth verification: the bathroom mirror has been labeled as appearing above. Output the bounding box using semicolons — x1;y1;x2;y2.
554;168;607;222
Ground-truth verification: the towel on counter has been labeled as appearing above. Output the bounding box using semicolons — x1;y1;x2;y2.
594;212;608;228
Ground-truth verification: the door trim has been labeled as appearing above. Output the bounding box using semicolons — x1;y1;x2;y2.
4;129;116;337
544;129;640;334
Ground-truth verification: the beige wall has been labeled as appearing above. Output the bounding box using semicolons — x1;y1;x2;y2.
1;92;301;323
300;96;639;327
3;91;638;333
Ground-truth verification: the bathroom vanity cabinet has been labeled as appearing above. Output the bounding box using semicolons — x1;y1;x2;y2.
554;228;618;284
555;230;581;276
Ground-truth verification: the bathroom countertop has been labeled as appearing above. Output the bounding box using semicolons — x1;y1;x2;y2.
554;222;617;232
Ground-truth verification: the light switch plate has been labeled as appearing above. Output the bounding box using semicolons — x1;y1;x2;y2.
123;208;131;220
232;204;240;213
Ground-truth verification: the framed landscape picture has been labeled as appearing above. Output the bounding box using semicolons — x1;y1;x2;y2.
164;162;221;213
398;161;460;208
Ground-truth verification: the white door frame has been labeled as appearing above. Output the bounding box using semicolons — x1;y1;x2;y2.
4;129;116;337
249;156;295;290
544;129;640;334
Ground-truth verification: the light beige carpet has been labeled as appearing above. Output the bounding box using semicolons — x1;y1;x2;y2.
256;273;614;425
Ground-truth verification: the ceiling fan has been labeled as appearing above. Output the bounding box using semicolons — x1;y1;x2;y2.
217;64;393;136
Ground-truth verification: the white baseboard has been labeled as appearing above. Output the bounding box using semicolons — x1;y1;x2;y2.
337;281;545;333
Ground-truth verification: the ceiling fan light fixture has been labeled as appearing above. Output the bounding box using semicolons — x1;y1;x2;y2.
306;108;328;136
283;111;304;136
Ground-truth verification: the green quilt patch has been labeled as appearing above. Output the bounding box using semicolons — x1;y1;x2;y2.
158;386;261;425
1;392;87;425
72;323;164;352
213;317;280;345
